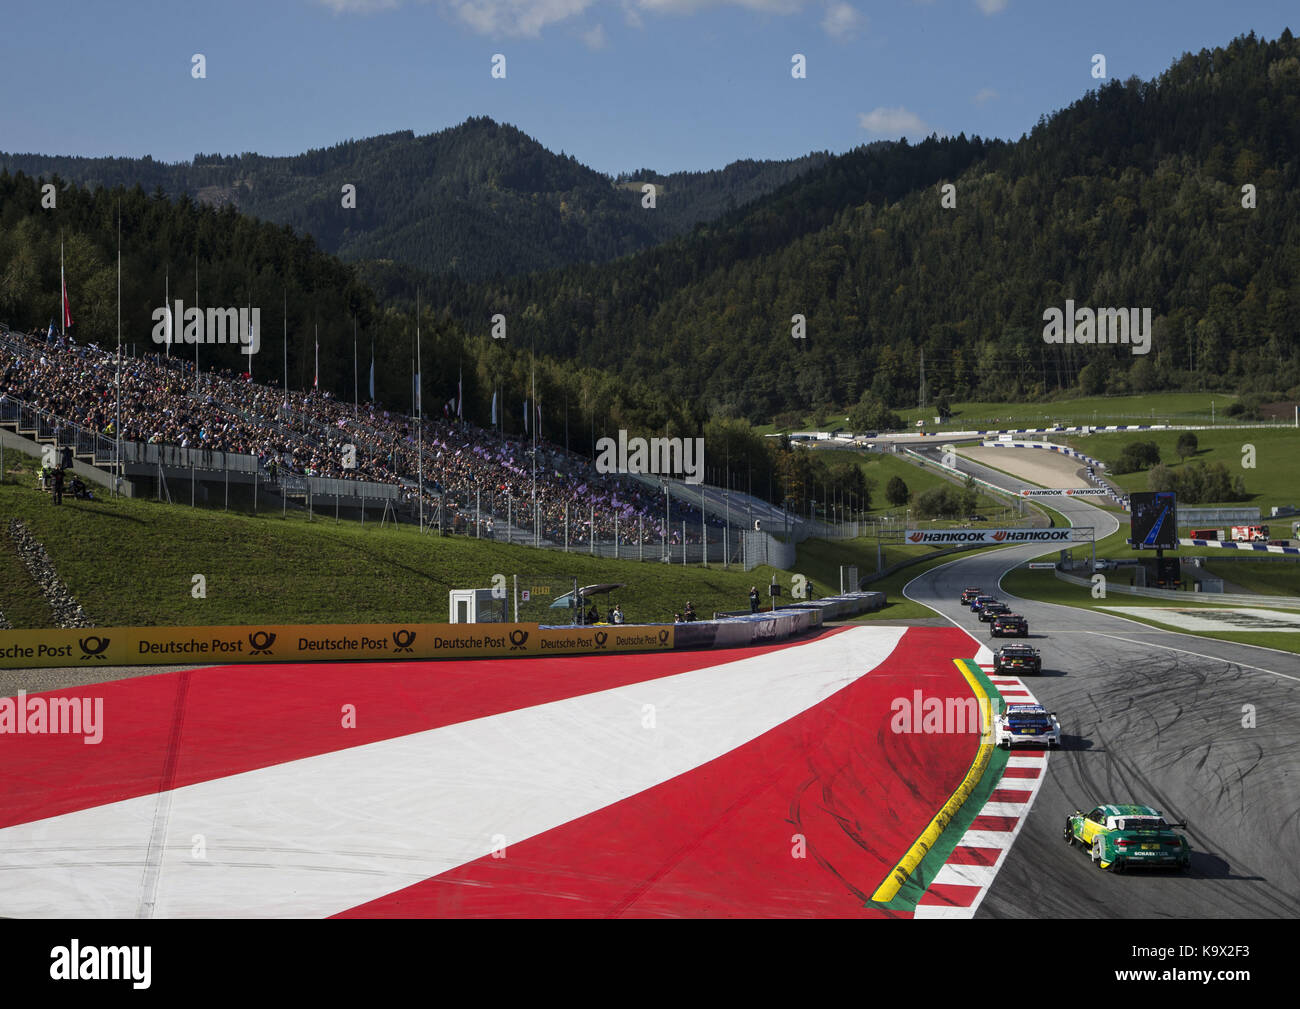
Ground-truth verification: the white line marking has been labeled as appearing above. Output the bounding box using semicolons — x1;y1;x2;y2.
1085;631;1300;684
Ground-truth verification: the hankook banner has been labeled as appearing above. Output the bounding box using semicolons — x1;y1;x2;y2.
1017;488;1111;497
905;528;1085;545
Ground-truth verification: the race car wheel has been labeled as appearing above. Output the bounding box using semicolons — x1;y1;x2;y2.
1063;820;1075;846
1092;839;1107;869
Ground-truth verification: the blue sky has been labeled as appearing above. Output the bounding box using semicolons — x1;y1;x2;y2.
3;1;1293;175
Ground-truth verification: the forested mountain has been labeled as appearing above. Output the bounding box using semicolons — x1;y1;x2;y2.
0;170;705;474
0;118;831;282
414;30;1300;420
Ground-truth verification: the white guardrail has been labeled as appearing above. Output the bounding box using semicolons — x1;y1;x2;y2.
1053;568;1300;609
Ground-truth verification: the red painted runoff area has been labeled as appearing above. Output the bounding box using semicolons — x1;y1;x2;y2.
0;630;846;830
337;627;981;918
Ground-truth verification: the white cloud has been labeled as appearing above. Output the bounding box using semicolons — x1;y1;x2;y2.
975;0;1008;14
821;2;862;39
582;23;609;48
314;0;812;35
447;0;598;37
858;106;934;137
621;0;644;27
316;0;402;11
634;0;802;14
972;86;998;105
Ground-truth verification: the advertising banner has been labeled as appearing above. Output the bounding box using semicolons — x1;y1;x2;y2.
0;622;677;670
1017;488;1111;497
904;528;1084;545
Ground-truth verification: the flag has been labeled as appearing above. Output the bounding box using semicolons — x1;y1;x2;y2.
314;335;319;389
524;399;529;433
457;367;463;420
0;630;894;917
60;242;72;335
369;351;375;401
491;390;497;426
414;372;421;414
535;401;541;438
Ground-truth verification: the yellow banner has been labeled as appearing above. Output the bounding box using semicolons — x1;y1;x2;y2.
0;622;676;669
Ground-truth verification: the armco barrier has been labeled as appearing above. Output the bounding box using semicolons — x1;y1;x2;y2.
782;591;886;621
0;609;826;670
1052;569;1300;609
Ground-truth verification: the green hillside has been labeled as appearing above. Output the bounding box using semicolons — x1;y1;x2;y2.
2;118;831;283
427;31;1300;421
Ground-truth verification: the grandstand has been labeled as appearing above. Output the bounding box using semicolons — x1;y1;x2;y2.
0;324;772;562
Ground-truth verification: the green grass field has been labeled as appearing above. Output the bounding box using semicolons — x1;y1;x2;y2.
1060;427;1300;513
755;393;1253;436
0;456;806;628
999;566;1300;655
1202;560;1300;596
896;392;1247;430
812;448;1041;524
0;454;1000;629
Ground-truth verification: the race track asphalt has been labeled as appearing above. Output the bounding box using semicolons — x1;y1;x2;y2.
905;450;1300;917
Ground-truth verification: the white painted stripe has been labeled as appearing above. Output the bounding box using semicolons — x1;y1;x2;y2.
979;801;1029;817
913;903;978;919
932;862;1000;887
956;829;1016;849
1005;754;1047;766
0;626;908;919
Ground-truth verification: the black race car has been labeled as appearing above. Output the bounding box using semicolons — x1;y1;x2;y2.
960;587;983;605
978;601;1011;622
990;612;1029;637
993;643;1042;674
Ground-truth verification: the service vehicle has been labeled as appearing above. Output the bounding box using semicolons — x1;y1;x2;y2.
960;587;984;604
1231;524;1269;542
978;601;1011;622
993;643;1041;674
990;612;1029;637
1188;528;1221;541
994;703;1060;750
1063;804;1191;872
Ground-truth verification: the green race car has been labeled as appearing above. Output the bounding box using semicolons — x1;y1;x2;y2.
1063;803;1191;872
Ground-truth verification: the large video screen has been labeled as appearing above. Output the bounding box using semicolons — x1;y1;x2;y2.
1130;491;1178;549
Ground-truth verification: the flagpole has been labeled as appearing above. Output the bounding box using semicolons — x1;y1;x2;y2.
115;204;122;497
531;354;537;546
165;267;170;358
194;253;199;396
416;289;423;533
60;235;65;338
282;289;287;410
353;316;358;420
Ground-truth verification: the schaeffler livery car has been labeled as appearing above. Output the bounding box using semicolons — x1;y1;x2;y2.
961;587;983;605
970;595;998;613
993;643;1041;674
978;602;1011;622
1064;804;1191;872
990;612;1029;637
994;704;1061;749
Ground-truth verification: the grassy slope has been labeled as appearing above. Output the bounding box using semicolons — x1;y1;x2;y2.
999;566;1300;656
1202;560;1300;596
1062;427;1299;513
0;458;794;628
755;393;1242;435
1;454;1005;628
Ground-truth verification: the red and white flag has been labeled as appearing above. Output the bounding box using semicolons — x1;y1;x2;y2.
0;626;1005;919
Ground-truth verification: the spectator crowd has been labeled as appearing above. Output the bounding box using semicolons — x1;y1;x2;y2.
0;326;729;547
